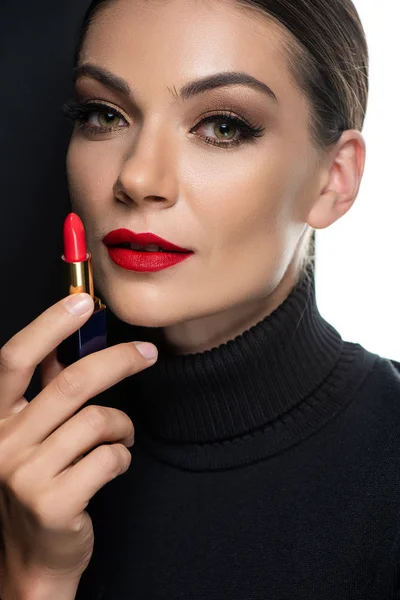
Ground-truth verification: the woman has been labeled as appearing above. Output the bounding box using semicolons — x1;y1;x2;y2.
1;0;399;598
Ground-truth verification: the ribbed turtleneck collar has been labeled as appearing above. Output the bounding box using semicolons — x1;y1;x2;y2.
104;267;349;448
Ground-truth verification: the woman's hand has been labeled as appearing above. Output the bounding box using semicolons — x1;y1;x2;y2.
0;293;158;594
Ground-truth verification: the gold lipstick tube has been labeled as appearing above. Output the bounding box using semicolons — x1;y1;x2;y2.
57;252;107;365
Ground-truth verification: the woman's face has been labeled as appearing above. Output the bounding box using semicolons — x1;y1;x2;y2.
66;0;328;353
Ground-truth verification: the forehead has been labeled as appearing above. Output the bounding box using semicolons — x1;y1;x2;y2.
80;0;299;102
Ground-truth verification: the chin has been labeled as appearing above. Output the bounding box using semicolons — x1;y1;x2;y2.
106;296;185;329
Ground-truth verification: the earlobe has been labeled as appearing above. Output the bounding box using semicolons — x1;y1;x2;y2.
306;130;366;231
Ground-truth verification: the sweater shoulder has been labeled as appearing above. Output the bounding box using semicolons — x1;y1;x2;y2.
339;341;400;438
357;345;400;399
341;347;400;593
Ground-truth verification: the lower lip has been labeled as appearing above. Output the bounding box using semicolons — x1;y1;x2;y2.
105;247;194;272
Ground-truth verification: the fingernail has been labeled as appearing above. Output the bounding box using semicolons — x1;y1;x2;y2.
64;293;94;315
134;342;158;360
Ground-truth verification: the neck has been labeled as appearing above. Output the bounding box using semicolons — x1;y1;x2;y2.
106;264;345;447
135;260;305;356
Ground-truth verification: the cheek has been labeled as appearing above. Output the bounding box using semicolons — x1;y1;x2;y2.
66;139;117;211
66;141;114;249
66;141;90;207
182;147;295;252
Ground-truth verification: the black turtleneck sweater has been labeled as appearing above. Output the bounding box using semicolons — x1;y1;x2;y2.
76;268;400;600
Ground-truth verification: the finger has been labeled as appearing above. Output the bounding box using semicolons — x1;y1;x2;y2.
45;444;132;524
12;341;157;447
8;398;30;415
0;294;94;416
19;406;134;483
40;349;65;389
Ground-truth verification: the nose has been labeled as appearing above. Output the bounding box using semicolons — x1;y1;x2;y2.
114;122;179;209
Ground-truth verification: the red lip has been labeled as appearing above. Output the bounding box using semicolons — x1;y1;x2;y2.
103;229;192;252
105;247;193;272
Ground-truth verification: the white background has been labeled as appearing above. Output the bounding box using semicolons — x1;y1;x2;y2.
315;0;400;361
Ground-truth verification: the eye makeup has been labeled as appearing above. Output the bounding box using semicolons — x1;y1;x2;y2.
61;98;266;148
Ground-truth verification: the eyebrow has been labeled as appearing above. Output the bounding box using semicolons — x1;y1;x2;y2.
73;63;279;104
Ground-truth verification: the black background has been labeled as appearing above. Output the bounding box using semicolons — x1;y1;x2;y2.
0;1;92;398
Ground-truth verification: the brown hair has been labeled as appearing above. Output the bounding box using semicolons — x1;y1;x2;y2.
72;0;369;283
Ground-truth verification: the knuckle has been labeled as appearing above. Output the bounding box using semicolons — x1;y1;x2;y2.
6;471;20;497
0;341;27;375
54;367;84;400
81;405;110;434
115;344;137;371
31;491;60;530
7;467;30;502
95;444;128;476
114;408;135;439
0;438;16;479
126;419;135;440
4;473;64;532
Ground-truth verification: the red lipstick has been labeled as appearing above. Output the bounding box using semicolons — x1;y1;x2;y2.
63;213;87;262
57;213;107;366
103;229;194;273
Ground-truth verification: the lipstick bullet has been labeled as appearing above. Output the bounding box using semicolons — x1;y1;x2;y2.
57;213;107;366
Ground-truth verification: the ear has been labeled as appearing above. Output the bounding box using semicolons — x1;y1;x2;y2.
306;130;366;230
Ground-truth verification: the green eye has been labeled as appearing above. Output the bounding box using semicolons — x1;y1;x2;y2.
97;111;123;128
190;111;265;148
214;121;237;140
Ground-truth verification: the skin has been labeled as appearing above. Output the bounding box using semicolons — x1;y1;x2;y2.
67;0;366;356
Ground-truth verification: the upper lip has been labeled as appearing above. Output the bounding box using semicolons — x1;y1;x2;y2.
103;229;192;252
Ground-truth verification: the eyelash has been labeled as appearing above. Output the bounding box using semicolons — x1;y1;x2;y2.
61;98;265;148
